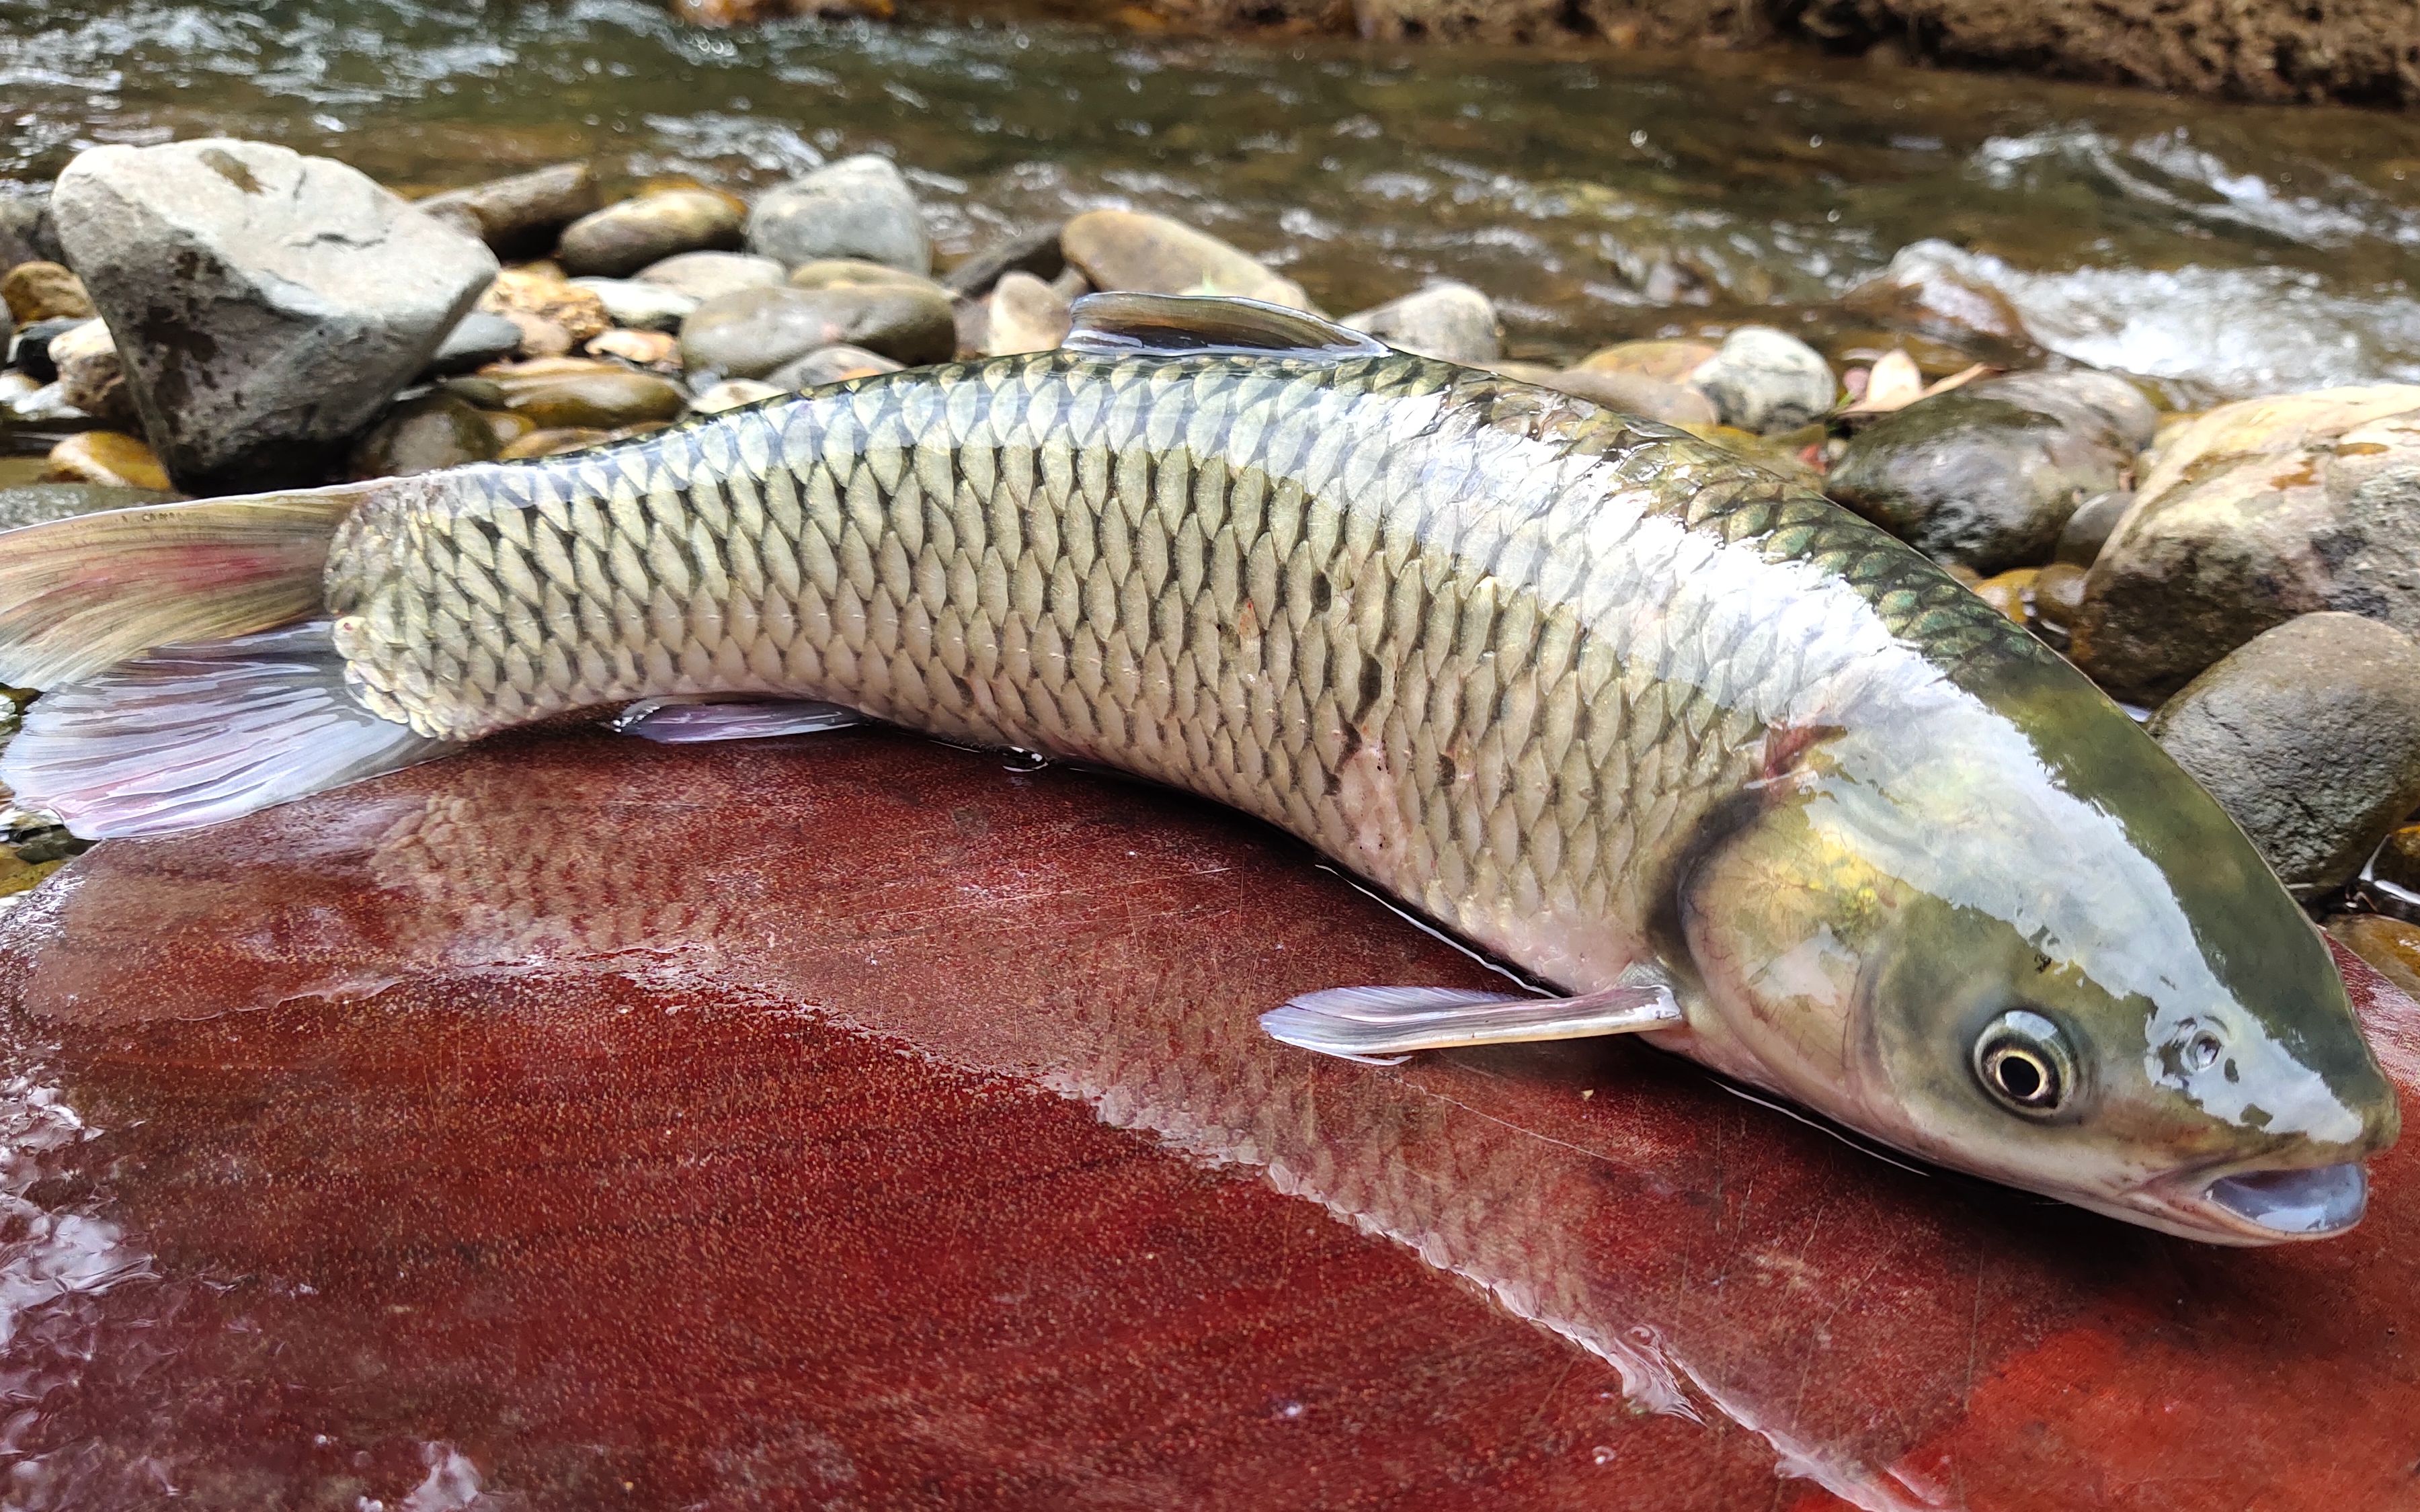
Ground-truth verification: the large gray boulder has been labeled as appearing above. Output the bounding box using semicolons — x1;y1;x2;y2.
2073;385;2420;704
2148;612;2420;896
50;138;497;493
746;156;930;276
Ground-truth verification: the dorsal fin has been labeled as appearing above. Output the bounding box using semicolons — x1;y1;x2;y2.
1061;293;1388;362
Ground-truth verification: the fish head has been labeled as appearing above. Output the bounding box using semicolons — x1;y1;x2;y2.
1674;657;2398;1245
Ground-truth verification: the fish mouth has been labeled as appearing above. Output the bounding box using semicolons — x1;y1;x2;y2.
2200;1161;2368;1237
2118;1160;2372;1245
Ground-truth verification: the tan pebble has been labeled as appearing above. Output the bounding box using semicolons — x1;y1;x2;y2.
1573;339;1718;384
479;266;612;343
586;329;680;366
501;310;575;358
44;431;169;491
1;261;93;324
482;409;537;446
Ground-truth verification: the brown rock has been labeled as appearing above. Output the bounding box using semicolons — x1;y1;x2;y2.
1540;367;1718;427
766;344;904;391
349;391;502;479
787;259;942;293
415;163;601;257
560;189;747;280
497;427;610;460
983;270;1073;357
1970;568;2038;626
2031;560;2089;632
1574;339;1718;385
48;319;134;427
479;358;690;430
586;328;681;367
479;266;612;345
44;430;169;491
1059;210;1309;310
1;261;92;324
2327;914;2420;1002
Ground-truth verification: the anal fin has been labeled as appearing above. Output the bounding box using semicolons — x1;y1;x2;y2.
1259;981;1682;1064
612;696;864;744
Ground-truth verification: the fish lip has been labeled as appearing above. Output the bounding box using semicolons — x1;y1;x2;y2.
2125;1160;2371;1245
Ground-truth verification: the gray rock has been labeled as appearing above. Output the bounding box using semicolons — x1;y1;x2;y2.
1343;281;1500;366
981;271;1071;357
427;311;524;375
1059;209;1308;309
50;138;497;493
767;344;905;391
747;156;930;276
2148;613;2420;894
0;194;58;272
2055;489;2132;566
0;482;173;530
2074;386;2420;704
943;224;1065;298
681;284;953;378
635;251;787;302
1826;371;2150;574
1691;327;1835;434
569;277;700;333
415;163;600;257
559;188;745;279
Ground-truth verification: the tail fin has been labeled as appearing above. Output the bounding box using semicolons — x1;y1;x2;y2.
0;485;370;689
0;623;449;839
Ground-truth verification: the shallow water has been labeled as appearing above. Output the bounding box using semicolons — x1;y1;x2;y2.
8;1;2420;401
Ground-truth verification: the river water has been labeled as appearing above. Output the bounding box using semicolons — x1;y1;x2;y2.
7;0;2420;404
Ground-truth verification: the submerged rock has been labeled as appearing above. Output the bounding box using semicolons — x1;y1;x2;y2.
747;155;930;276
1;260;91;324
1690;327;1834;434
1059;210;1309;310
559;188;745;278
415;163;601;257
1839;241;2036;351
1342;281;1500;365
2148;613;2420;894
1826;370;2152;574
681;284;954;377
49;138;496;493
2074;385;2420;704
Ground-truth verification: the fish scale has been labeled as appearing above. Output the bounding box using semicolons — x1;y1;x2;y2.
323;347;2029;993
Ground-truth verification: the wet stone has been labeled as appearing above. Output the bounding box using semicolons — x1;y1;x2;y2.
44;430;169;491
635;250;785;302
2370;824;2420;898
497;427;609;460
748;155;930;276
1970;568;2038;626
787;259;942;293
1691;327;1834;434
558;188;745;279
2031;561;2089;634
586;329;680;368
415;163;601;259
690;378;786;413
680;284;955;378
1826;371;2152;575
0;261;93;325
1575;339;1718;384
349;392;503;479
1342;280;1500;365
478;358;689;430
48;319;133;428
1059;209;1308;310
1839;241;2038;351
767;344;904;391
2148;612;2420;895
2055;488;2132;566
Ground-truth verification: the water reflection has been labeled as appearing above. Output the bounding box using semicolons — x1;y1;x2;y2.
5;730;2417;1508
6;1;2420;396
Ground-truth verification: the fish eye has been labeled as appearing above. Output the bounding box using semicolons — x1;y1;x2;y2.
1973;1009;2074;1117
2184;1030;2224;1072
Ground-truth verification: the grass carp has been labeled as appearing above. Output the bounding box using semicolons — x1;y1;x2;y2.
0;294;2395;1243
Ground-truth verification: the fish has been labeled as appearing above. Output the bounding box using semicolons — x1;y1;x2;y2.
0;293;2394;1243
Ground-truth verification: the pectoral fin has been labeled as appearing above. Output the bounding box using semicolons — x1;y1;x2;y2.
1259;981;1683;1063
612;696;864;744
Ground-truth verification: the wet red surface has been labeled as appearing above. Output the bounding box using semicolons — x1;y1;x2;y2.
1;728;2415;1510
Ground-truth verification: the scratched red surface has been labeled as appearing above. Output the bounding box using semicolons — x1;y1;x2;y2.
0;728;2413;1511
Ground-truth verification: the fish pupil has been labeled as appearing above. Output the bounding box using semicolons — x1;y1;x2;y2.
1994;1052;2046;1101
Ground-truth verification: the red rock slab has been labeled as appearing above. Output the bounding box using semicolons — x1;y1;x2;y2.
1;727;2415;1511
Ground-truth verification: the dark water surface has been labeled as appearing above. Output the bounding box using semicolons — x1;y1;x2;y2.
7;0;2420;400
